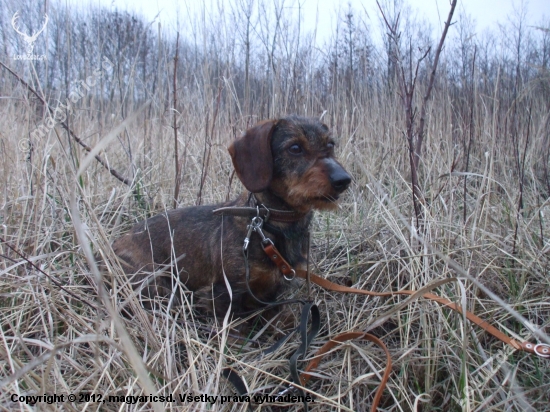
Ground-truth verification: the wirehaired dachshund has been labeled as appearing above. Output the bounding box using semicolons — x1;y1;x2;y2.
111;115;351;320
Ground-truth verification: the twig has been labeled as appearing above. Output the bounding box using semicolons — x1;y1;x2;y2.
197;112;209;206
173;32;181;209
0;60;132;187
0;237;98;311
512;102;532;255
377;0;457;229
463;46;477;223
415;0;458;169
197;82;223;205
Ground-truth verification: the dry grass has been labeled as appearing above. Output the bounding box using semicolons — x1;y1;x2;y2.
1;3;550;411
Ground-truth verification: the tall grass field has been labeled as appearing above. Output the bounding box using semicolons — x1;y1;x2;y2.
1;0;549;410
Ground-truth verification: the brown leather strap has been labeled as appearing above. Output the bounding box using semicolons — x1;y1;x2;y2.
262;240;546;355
263;243;295;277
294;269;546;355
213;206;306;223
261;238;548;411
300;332;392;412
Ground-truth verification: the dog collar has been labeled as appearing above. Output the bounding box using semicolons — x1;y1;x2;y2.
212;206;306;223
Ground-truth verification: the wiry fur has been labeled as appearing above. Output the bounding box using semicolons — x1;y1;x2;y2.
110;115;351;319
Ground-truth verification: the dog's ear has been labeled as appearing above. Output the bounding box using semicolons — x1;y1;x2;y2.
228;119;277;193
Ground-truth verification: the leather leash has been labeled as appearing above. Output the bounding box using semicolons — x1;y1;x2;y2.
219;208;548;411
263;241;549;356
300;331;392;412
261;241;549;411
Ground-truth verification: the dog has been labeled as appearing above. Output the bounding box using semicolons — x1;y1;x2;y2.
110;115;351;321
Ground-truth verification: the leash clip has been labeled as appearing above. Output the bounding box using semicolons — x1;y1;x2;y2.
245;214;296;281
251;218;271;245
243;216;265;251
277;385;296;396
243;224;254;251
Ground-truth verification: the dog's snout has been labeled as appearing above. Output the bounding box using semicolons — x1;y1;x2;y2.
325;159;351;192
330;171;351;192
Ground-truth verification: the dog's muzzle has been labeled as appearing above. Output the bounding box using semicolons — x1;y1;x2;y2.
324;158;352;193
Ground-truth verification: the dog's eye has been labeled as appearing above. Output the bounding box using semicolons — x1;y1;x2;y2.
288;144;303;155
327;142;335;149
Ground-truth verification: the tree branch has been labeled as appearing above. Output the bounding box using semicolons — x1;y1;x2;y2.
0;60;132;187
414;0;457;169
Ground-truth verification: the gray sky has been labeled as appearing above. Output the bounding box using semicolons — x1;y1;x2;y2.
80;0;548;42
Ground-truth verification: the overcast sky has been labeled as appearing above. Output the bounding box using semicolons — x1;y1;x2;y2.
71;0;549;43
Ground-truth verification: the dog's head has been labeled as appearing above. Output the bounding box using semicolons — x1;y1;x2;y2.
228;116;351;213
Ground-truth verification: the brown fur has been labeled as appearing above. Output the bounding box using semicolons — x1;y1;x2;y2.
110;115;351;318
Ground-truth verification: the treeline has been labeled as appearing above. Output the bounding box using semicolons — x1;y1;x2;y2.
1;0;549;192
2;0;548;110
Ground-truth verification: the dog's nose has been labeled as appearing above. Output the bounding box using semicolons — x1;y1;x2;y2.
330;171;351;192
325;158;351;192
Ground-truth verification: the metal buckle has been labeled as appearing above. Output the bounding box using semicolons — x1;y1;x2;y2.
243;216;266;251
259;204;270;222
534;343;550;358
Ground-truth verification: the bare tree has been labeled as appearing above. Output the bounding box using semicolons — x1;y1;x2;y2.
378;0;458;228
